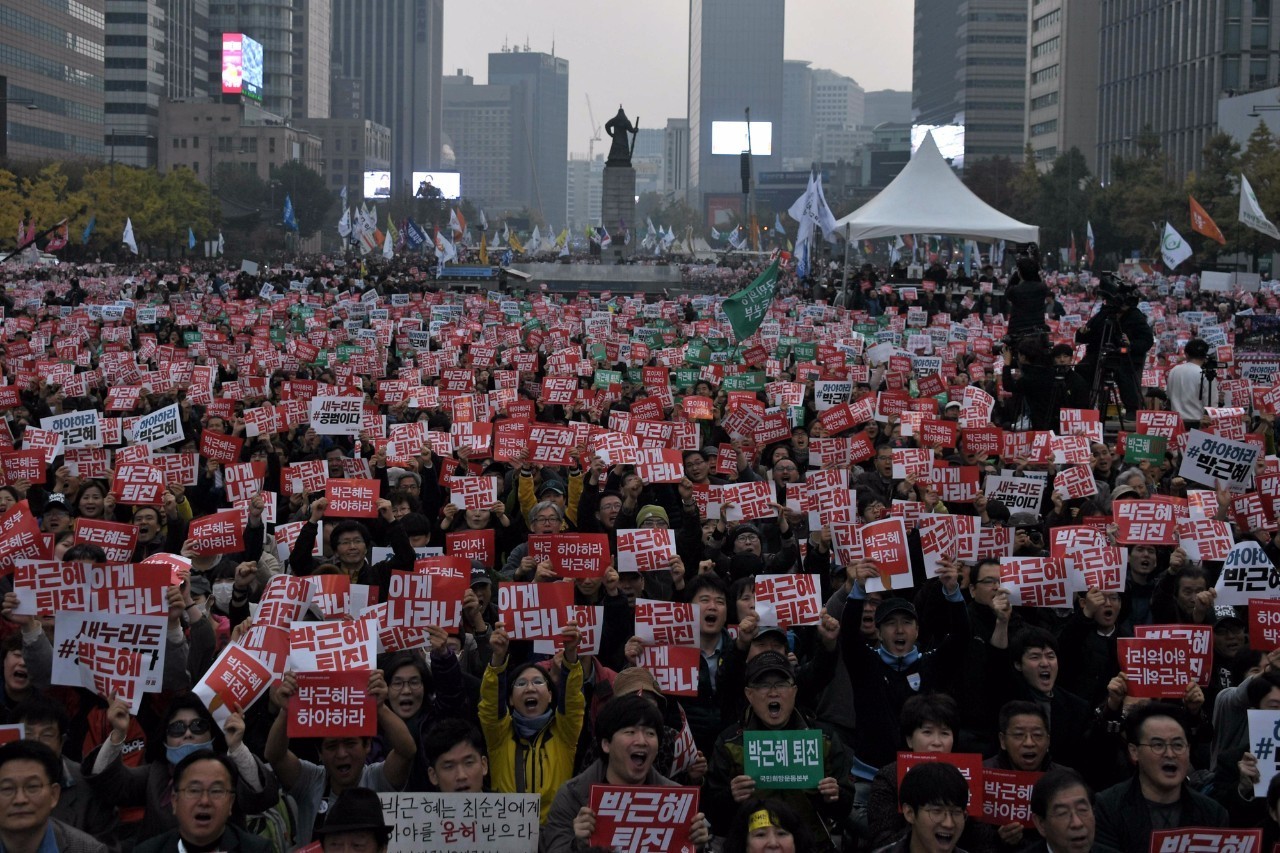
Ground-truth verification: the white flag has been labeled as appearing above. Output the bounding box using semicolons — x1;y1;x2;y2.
479;209;488;231
122;218;138;255
216;232;225;256
338;207;351;239
382;225;394;260
1161;222;1193;270
1240;174;1280;240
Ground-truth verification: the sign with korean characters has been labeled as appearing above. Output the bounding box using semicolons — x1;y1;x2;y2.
743;729;824;789
1215;541;1279;606
589;785;700;853
1179;429;1260;492
379;792;542;853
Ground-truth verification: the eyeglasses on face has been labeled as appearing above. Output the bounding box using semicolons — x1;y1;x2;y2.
748;680;795;692
1136;739;1188;755
0;781;51;800
918;805;966;822
176;785;232;801
389;678;423;690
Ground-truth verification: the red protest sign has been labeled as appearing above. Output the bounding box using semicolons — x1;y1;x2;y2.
0;501;50;575
919;419;958;448
111;464;165;505
325;478;379;518
193;644;274;719
1252;600;1280;651
1134;624;1213;688
896;753;984;817
73;518;138;563
635;600;697;646
386;570;468;630
635;448;684;484
498;581;575;640
589;784;700;853
528;424;577;466
189;510;246;556
754;574;822;628
493;420;531;463
1000;558;1072;608
638;645;701;696
199;430;244;465
0;451;46;485
1149;829;1261;853
527;534;610;579
1114;500;1177;545
288;670;376;738
617;528;677;573
446;528;496;568
962;427;1003;457
449;476;498;511
979;768;1041;828
1119;636;1197;698
859;518;912;593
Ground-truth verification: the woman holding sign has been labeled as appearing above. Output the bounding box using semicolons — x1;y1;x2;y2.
478;622;584;823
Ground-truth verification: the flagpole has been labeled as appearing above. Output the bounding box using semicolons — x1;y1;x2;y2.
840;223;851;307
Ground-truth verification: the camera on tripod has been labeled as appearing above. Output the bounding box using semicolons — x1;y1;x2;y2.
1202;352;1219;382
1098;274;1139;310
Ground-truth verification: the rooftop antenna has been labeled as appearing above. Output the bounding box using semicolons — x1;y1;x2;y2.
501;35;509;53
551;30;555;57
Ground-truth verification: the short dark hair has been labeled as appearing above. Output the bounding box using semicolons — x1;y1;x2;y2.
1030;768;1093;818
1184;338;1210;360
686;573;729;602
329;520;372;551
595;694;665;748
398;512;431;540
899;694;959;743
62;543;107;562
1049;344;1075;361
11;696;68;738
1012;627;1058;659
899;761;970;810
972;559;1001;579
999;700;1048;734
1123;701;1190;745
420;718;486;767
1247;670;1280;708
722;799;813;853
172;749;237;791
0;740;62;787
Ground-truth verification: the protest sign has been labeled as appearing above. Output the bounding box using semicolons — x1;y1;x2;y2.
979;769;1040;829
1216;541;1280;605
13;561;87;616
385;570;466;630
446;529;496;568
1177;519;1234;563
634;600;697;647
1125;434;1167;464
1000;558;1074;608
255;574;314;628
86;564;170;616
288;670;376;738
589;784;700;853
39;410;100;449
860;518;912;593
193;644;273;726
326;478;380;518
188;510;245;556
288;617;378;671
617;528;677;573
1119;636;1197;698
76;639;148;713
743;729;824;789
527;534;610;579
984;475;1044;515
199;430;244;465
1251;600;1280;650
533;605;603;657
378;792;542;853
131;403;184;450
896;752;985;817
449;476;498;511
498;581;575;640
111;463;165;505
1115;500;1178;546
1134;625;1213;688
308;396;364;436
1180;429;1260;492
718;480;775;522
52;611;167;695
1148;829;1262;853
72;518;137;563
754;575;822;628
638;645;700;696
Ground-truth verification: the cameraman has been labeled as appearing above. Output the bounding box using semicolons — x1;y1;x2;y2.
1166;338;1212;428
1002;336;1089;430
1074;278;1153;415
1005;244;1050;340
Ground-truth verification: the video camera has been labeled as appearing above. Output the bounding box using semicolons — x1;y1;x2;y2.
1097;274;1139;309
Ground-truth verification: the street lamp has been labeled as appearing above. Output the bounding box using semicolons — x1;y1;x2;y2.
0;97;39;163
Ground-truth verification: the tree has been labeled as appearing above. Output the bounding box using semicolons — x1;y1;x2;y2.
1185;132;1242;262
1095;125;1182;259
270;161;332;240
962;155;1019;214
1037;148;1096;257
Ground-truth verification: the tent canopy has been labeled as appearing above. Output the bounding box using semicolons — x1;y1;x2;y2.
832;132;1039;244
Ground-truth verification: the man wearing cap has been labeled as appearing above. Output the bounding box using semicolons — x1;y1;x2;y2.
38;494;73;537
514;450;582;529
312;788;392;853
705;651;855;852
541;694;711;853
839;558;970;768
717;614;841;726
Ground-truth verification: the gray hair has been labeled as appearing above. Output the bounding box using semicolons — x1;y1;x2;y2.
528;500;565;526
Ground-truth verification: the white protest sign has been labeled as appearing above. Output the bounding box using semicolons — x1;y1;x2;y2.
378;792;542;853
1179;429;1260;493
308;396;365;436
1248;709;1280;797
813;381;853;412
39;410;101;449
131;403;184;450
984;474;1044;515
1215;541;1279;606
52;612;168;694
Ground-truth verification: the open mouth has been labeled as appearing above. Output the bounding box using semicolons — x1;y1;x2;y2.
192;809;213;827
334;762;353;779
11;667;28;686
703;612;719;628
397;697;416;713
934;830;956;849
1019;751;1040;767
764;700;784;721
1035;669;1053;688
1160;760;1180;778
523;696;540;713
628;750;649;774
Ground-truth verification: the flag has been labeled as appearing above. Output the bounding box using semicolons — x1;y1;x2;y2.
773;212;786;238
556;228;568;248
449;208;466;236
338;206;352;239
383;214;398;260
216;232;225;256
508;231;525;253
46;220;69;252
1085;222;1096;265
728;226;747;251
434;228;457;265
797;239;810;278
479;209;488;231
599;227;612;249
283;195;298;232
81;216;95;245
1189;196;1226;244
559;241;569;258
787;170;839;241
188;227;197;251
711;226;723;241
890;236;904;264
722;260;781;342
122;218;138;255
501;222;510;244
1240;174;1280;240
404;218;427;250
1161;222;1193;270
479;238;489;265
1069;232;1077;265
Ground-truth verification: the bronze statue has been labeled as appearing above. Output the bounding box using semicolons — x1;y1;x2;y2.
604;106;639;167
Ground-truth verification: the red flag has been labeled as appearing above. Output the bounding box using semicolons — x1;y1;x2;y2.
1069;232;1077;265
1189;195;1227;244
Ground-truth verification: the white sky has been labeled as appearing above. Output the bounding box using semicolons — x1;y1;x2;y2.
442;0;913;157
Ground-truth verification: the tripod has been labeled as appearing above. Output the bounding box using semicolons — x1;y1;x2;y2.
1088;314;1134;433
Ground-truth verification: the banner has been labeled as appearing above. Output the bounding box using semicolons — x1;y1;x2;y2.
193;644;273;725
722;260;780;342
379;792;542;853
743;729;824;789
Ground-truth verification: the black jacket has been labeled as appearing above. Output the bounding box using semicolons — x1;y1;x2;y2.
1094;776;1228;853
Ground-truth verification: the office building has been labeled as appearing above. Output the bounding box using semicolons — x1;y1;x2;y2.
292;0;331;119
331;0;443;190
441;71;523;213
782;60;814;162
913;0;1028;164
0;0;106;162
208;1;297;119
295;116;390;198
1097;0;1280;182
565;154;602;231
1025;0;1099;171
488;47;569;226
813;68;865;133
104;0;211;169
158;97;321;184
687;0;784;210
664;117;689;195
863;89;913;128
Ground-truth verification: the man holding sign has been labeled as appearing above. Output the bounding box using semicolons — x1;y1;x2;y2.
704;652;854;852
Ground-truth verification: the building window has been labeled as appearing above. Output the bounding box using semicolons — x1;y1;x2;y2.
1031;65;1060;85
193;137;199;149
1030;92;1060;110
335;138;342;151
172;138;180;148
269;138;276;154
1250;57;1269;87
193;162;199;174
1031;119;1058;135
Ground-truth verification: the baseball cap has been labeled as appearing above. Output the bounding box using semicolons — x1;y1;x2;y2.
745;650;794;685
874;598;918;627
43;494;71;514
537;479;566;497
1213;606;1244;630
470;568;492;587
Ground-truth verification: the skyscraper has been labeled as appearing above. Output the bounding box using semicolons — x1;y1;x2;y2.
332;0;444;192
292;0;331;119
488;48;569;227
664;118;689;195
1025;0;1099;172
781;60;815;162
687;0;784;211
863;90;913;128
105;0;211;168
0;0;105;162
208;1;297;119
441;71;524;214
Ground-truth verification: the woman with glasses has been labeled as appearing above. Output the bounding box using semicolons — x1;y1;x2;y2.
376;643;468;791
82;694;279;847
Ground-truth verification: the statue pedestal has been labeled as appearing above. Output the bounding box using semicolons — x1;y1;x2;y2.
601;165;636;260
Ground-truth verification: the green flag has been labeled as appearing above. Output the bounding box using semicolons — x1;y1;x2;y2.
722;259;781;342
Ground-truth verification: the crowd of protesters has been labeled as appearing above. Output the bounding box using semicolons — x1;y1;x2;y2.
0;248;1274;853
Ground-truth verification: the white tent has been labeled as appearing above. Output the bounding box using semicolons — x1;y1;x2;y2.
831;132;1039;243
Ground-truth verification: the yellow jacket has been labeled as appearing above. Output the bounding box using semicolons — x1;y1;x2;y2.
517;470;584;528
478;657;585;822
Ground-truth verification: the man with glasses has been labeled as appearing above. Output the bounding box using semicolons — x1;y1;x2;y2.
9;698;116;842
1094;703;1226;852
1026;768;1120;853
500;501;566;581
135;752;268;853
875;761;971;853
0;741;105;853
705;651;854;852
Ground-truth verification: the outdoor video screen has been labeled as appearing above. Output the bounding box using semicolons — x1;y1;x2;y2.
411;172;462;199
363;170;393;199
710;121;773;156
911;124;965;165
221;33;263;102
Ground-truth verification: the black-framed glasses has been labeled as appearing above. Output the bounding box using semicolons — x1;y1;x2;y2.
166;718;212;738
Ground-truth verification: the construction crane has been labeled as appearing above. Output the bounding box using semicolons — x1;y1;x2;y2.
586;95;602;161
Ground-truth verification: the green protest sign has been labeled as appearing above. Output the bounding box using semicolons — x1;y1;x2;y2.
743;729;824;789
593;369;622;389
673;368;702;388
1125;434;1167;464
793;342;817;362
722;372;766;391
686;343;711;366
182;331;202;345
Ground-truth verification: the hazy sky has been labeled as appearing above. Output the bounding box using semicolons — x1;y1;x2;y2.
442;1;913;158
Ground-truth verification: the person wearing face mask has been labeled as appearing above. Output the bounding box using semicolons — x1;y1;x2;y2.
83;695;279;847
478;623;584;822
540;694;712;853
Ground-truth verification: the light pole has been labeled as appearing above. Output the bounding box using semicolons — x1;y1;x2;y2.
0;76;39;162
